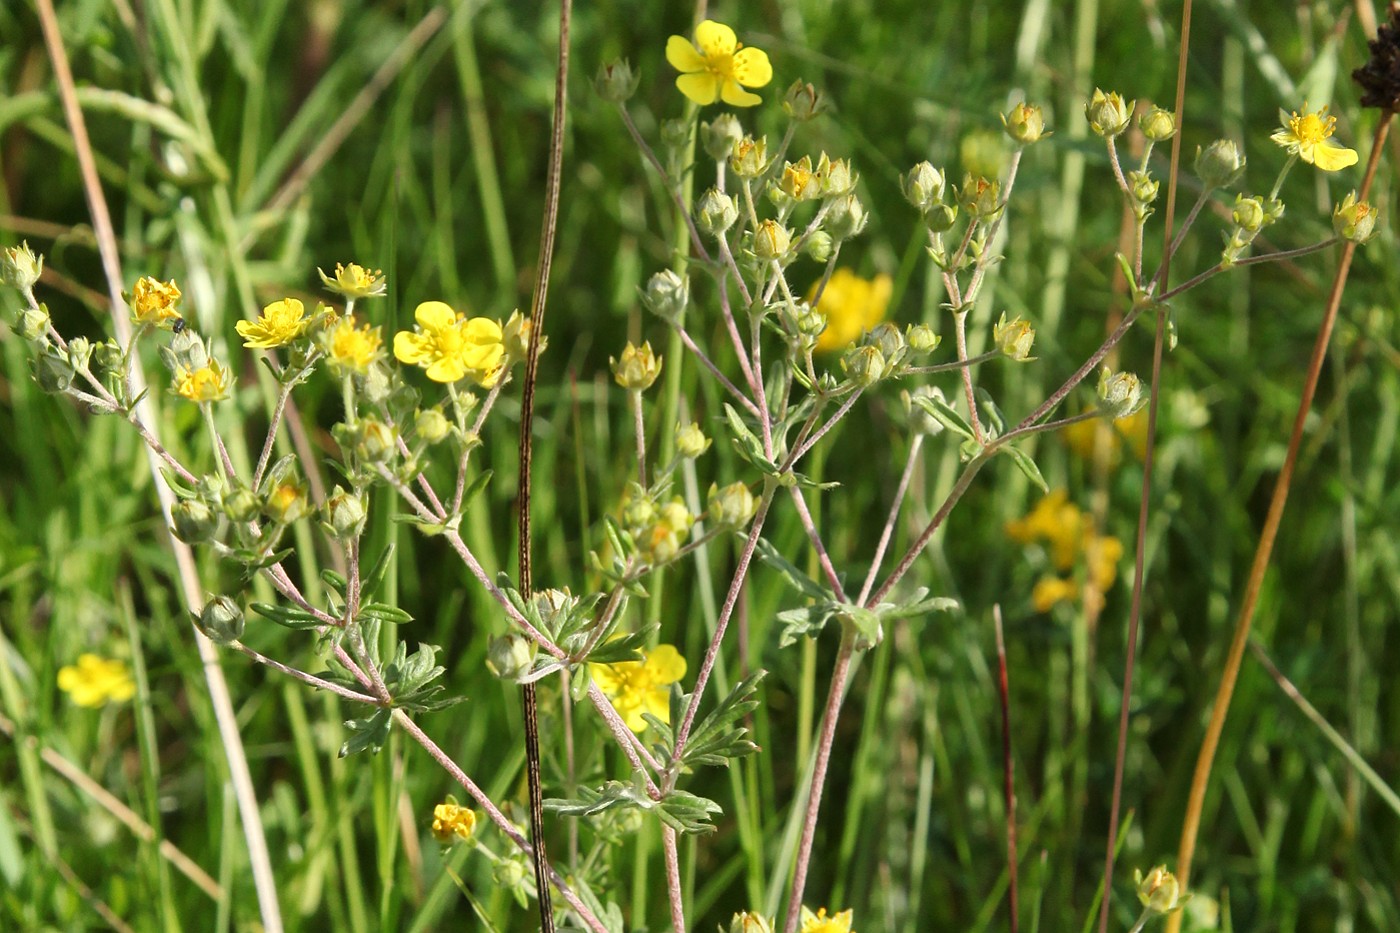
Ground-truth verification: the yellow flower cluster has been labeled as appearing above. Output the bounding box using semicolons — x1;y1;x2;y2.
800;906;855;933
1005;491;1123;613
393;301;505;386
591;644;687;732
57;654;135;708
807;269;892;354
431;801;476;844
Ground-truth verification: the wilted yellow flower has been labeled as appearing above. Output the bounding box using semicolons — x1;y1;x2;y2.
591;644;687;732
57;654;135;708
808;269;892;354
799;906;855;933
394;301;504;386
174;360;232;403
666;19;773;108
1270;105;1358;172
431;802;476;844
323;314;383;375
236;298;308;349
130;276;182;325
318;262;386;300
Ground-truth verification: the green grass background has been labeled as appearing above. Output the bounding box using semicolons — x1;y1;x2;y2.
2;0;1398;930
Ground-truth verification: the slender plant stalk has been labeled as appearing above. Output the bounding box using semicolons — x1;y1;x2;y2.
994;606;1019;933
1164;110;1392;933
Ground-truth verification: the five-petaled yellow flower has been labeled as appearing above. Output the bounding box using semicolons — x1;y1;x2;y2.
430;802;476;844
324;314;383;375
666;20;773;108
591;644;687;732
58;654;136;709
130;276;182;325
319;262;387;300
394;301;505;386
174;360;232;403
1270;105;1358;172
800;906;856;933
808;269;892;354
235;297;308;349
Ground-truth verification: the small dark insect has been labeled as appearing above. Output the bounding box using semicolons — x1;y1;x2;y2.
170;317;186;334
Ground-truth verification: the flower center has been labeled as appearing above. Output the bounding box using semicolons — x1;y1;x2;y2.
1291;110;1334;144
704;50;736;78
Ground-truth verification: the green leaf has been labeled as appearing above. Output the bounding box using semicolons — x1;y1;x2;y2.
321;569;348;597
250;601;327;632
911;393;976;441
1002;444;1049;493
339;707;393;757
777;602;842;647
358;602;414;625
677;672;764;769
754;538;831;601
458;469;493;512
361;544;395;601
723;403;778;474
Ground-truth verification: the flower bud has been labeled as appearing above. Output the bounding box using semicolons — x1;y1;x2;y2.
865;322;905;364
782;80;825;122
702;114;744;162
31;353;74;394
708;482;757;528
660;117;690;153
1333;191;1378;244
729;135;769;179
17;304;50;341
502;310;535;363
169;329;209;371
622;493;657;532
0;241;43;291
92;340;123;373
642;270;689;322
531;588;578;634
196;595;245;644
779;157;821;202
1128;170;1160;207
695;187;740;237
905;323;941;353
611;341;662;391
264;481;311;525
415;407;452;444
171;498;219;544
993;312;1035;361
825;194;869;240
729;912;774;933
66;336;93;372
803;230;835;263
901;386;948;436
1085;88;1134;138
1231;194;1267;234
1195;139;1246;189
902;161;946;212
356;418;397;464
816;152;856;197
324;485;368;540
222;487;261;523
925;202;959;233
1139;105;1177;142
842;344;887;387
593;59;639;103
959;175;1003;221
1002;102;1047;144
487;633;538;682
1135;866;1183;914
492;855;529;891
753;220;793;260
677;423;711;458
1096;366;1145;418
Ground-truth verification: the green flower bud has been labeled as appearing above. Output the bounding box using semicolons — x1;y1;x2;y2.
91;339;123;374
172;498;219;544
66;336;93;372
593;59;639;103
708;481;757;528
729;912;774;933
791;301;826;342
502;309;536;364
842;344;887;387
611;341;662;391
1002;102;1047;144
0;241;43;291
222;487;261;523
1333;191;1378;244
17;304;50;341
779;156;821;202
492;855;529;893
1139;105;1177;142
925;202;959;233
622;492;657;533
1231;194;1267;234
729;135;769;179
642;270;689;322
993;312;1035;361
958;174;1003;221
196;595;245;644
803;230;835;263
356;418;397;464
487;633;537;682
531;588;579;634
816;152;856;197
905;323;941;353
168;329;209;372
825;194;869;240
1096;366;1146;418
1195;139;1246;189
1128;170;1160;207
753;220;793;260
1085;88;1134;138
324;485;368;540
1135;866;1184;914
31;353;74;394
865;322;905;365
660;117;690;152
415;407;452;444
677;423;711;458
264;481;311;525
782;80;826;122
695;187;740;237
902;161;946;212
901;386;948;437
702;114;744;163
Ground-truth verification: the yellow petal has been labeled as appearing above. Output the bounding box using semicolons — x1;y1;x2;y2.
731;47;773;88
1309;140;1358;172
414;300;458;331
424;355;468;383
720;80;763;108
642;687;671;726
665;35;706;73
693;19;737;57
462;317;503;343
676;72;720;105
393;331;431;365
645;644;687;684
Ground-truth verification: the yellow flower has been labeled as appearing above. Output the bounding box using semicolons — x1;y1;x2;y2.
799;906;855;933
394;301;505;386
1005;490;1082;570
591;644;687;732
1010;491;1124;613
57;654;135;708
1062;409;1148;464
1032;576;1079;613
666;20;773;108
1085;533;1123;592
431;802;476;844
324;314;383;375
807;269;892;353
318;262;387;300
1270;105;1358;172
174;360;232;403
235;298;308;349
130;276;182;325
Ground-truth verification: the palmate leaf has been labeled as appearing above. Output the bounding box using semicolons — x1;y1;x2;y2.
339;707;392;757
676;672;765;769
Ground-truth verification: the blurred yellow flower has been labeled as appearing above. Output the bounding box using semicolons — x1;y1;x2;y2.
1009;491;1123;614
1062;409;1148;465
1031;576;1080;613
430;802;476;843
324;315;383;375
130;276;182;325
174;360;232;403
1270;105;1358;172
1005;489;1082;570
58;654;135;708
394;301;504;386
808;269;892;353
799;906;855;933
236;297;308;349
591;644;687;732
666;20;773;108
